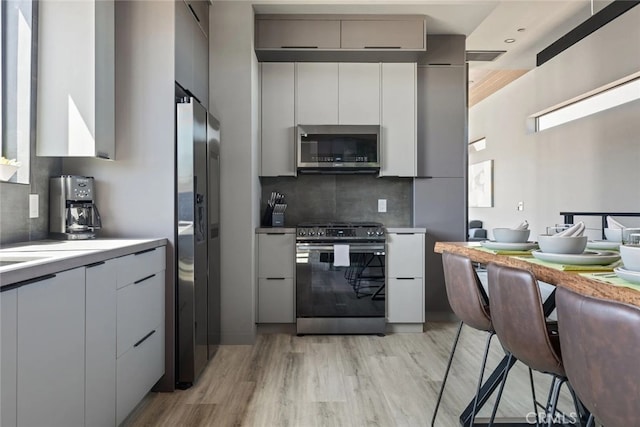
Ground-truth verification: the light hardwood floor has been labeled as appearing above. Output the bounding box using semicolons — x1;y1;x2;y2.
125;323;578;427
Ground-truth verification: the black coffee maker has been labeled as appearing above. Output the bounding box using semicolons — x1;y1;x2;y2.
49;175;102;239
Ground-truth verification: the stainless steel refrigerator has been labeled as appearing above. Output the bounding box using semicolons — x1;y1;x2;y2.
176;90;221;388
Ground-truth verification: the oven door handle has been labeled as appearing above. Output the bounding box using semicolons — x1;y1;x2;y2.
296;243;385;255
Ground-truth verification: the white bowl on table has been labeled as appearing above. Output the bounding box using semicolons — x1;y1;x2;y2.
538;235;587;254
604;227;640;242
620;244;640;271
492;228;530;243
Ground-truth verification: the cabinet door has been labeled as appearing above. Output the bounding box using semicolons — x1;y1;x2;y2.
261;63;296;176
17;268;85;427
341;19;425;50
387;233;424;278
175;0;194;93
1;289;17;427
258;233;295;278
256;19;340;49
417;66;467;178
296;63;339;125
387;278;424;323
86;260;118;427
36;0;115;158
186;0;209;38
192;20;209;107
338;63;380;125
257;278;295;323
380;63;416;177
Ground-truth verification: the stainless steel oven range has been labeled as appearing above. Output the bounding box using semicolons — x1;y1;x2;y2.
296;222;386;335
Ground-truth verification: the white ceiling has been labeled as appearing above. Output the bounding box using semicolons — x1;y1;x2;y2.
251;0;615;97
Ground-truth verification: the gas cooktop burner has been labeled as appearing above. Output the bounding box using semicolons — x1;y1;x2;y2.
296;222;385;241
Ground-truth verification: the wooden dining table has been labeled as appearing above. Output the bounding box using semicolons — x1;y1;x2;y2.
433;241;640;426
434;241;640;307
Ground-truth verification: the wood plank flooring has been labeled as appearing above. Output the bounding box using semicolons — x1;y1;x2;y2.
125;323;578;427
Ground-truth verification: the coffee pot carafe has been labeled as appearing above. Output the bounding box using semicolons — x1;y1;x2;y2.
50;175;102;239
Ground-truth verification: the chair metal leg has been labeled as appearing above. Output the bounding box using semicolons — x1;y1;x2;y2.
585;414;594;427
488;353;513;426
431;321;464;427
546;376;564;427
566;381;590;427
470;332;494;425
528;368;540;426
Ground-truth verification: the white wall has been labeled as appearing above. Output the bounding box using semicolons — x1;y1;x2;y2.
63;0;176;390
469;7;640;240
210;1;259;344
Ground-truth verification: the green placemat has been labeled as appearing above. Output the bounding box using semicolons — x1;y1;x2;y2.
516;256;622;272
475;246;534;257
580;272;640;292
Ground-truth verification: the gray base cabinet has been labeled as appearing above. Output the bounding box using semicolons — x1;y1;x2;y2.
256;231;295;323
1;290;18;427
386;231;425;323
17;268;86;427
0;244;166;427
86;260;118;427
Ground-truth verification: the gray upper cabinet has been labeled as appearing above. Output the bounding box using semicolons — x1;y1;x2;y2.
338;63;380;125
36;0;115;159
175;0;209;107
261;63;296;177
296;63;339;125
341;19;426;50
417;66;467;178
186;0;209;38
256;18;340;49
380;63;416;177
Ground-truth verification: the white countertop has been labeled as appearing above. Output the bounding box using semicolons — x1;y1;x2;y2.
0;238;167;288
385;227;427;233
255;227;296;234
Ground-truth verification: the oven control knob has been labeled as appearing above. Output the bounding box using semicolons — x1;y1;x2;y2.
309;230;315;236
376;230;384;236
367;231;374;236
318;230;325;236
298;230;306;236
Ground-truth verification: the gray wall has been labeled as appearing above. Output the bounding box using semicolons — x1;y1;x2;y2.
0;158;61;245
63;0;176;390
469;6;640;240
260;175;413;227
210;1;259;345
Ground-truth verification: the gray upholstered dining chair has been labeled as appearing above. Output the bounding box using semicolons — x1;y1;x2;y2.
556;286;640;427
432;252;494;426
487;263;584;426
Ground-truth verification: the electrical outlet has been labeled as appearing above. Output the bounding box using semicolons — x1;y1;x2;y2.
29;194;39;218
378;199;387;213
517;201;524;211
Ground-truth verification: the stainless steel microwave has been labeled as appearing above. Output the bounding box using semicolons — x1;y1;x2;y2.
296;124;381;173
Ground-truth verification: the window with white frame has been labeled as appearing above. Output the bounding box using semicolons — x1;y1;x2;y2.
534;75;640;132
1;0;36;184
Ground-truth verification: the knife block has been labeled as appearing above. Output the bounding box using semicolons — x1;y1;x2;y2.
271;212;285;227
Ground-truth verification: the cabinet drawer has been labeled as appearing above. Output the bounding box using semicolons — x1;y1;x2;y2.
117;246;165;289
387;278;424;323
117;271;165;357
387;233;424;278
258;233;295;278
341;19;425;50
116;324;164;426
257;278;295;323
256;19;340;49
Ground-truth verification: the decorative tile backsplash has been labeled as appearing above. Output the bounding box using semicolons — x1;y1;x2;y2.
260;175;413;227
